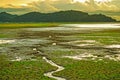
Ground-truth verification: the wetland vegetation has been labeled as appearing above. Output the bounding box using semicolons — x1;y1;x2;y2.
0;23;120;80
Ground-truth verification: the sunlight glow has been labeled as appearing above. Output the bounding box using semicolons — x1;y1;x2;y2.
20;4;28;7
73;0;88;3
95;0;112;3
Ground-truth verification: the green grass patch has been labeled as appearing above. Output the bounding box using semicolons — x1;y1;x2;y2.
80;29;120;37
0;55;56;80
0;34;15;38
75;29;120;44
53;58;120;80
0;23;59;29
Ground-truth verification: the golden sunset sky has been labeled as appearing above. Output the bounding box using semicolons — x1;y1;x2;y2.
0;0;120;20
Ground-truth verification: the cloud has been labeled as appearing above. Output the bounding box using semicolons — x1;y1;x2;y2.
28;0;59;13
1;0;120;13
0;0;120;20
0;4;32;14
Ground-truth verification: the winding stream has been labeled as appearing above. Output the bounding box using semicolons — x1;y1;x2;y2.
35;49;66;80
43;57;66;80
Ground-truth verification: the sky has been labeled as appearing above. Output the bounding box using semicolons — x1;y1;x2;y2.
0;0;120;20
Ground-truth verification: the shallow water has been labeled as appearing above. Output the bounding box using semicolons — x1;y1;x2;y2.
43;57;66;80
1;23;120;80
0;40;15;44
0;23;120;61
105;45;120;48
25;24;120;32
62;23;120;28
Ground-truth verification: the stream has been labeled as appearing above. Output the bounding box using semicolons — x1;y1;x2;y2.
35;49;66;80
43;57;66;80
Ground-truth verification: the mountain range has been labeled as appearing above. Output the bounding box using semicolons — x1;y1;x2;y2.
0;10;116;22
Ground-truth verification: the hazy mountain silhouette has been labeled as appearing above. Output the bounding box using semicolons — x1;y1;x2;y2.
0;10;116;22
0;12;17;22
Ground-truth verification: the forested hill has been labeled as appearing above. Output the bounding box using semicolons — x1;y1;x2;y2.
0;10;116;22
